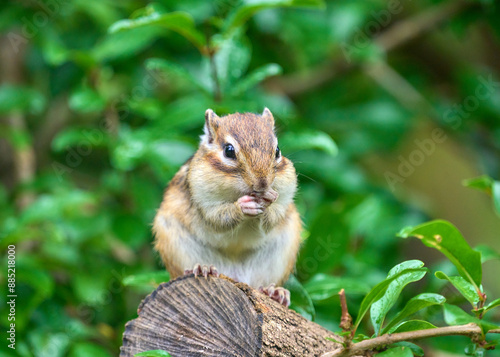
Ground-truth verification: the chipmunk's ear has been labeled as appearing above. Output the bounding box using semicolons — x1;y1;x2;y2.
261;107;275;129
202;109;220;146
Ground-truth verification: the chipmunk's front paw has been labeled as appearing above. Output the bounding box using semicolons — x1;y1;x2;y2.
261;189;278;205
237;195;264;216
184;264;219;279
259;283;290;307
251;189;278;209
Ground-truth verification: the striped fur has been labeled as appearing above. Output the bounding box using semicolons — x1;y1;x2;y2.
153;109;301;288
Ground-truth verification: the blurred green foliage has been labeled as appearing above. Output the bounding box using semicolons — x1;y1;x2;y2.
1;0;500;356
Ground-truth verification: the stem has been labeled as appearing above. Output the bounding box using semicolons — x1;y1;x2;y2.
321;324;500;357
339;289;352;330
338;289;353;346
478;292;487;319
209;48;222;102
374;0;469;51
202;25;222;102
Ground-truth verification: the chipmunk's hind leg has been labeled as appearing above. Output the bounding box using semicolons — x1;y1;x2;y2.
184;264;219;279
259;283;290;307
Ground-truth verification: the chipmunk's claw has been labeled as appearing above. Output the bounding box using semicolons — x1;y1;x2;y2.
184;264;219;279
259;283;290;307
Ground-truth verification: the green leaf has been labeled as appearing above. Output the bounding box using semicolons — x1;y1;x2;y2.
0;85;46;114
285;274;315;320
304;274;370;303
371;260;427;335
28;330;71;357
280;130;338;156
352;333;370;342
464;343;476;356
475;245;500;264
484;340;499;350
112;213;149;248
20;190;97;224
484;298;500;314
463;175;494;191
122;271;170;288
145;58;210;95
93;26;165;62
382;293;446;334
353;262;427;333
51;128;108;152
231;63;282;96
111;130;149;171
73;273;110;306
296;205;350;279
16;261;55;330
69;342;113;357
325;336;343;344
398;220;482;290
148;140;196;178
40;32;71;65
443;304;498;334
109;11;206;53
493;180;500;214
223;0;326;34
135;350;171;357
69;87;106;113
391;342;424;356
151;94;212;130
376;346;413;357
443;303;476;326
390;320;437;334
211;31;252;95
435;271;479;307
463;175;500;215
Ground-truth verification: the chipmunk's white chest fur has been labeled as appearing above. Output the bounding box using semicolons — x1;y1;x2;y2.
159;214;295;288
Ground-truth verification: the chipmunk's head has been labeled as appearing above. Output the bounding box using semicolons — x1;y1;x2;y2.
200;108;288;196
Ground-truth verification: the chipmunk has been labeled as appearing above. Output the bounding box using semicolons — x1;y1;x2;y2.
153;108;301;306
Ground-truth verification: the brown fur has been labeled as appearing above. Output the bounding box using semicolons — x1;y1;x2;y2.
153;109;302;288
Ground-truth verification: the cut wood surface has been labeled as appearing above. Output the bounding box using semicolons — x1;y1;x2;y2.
120;274;345;357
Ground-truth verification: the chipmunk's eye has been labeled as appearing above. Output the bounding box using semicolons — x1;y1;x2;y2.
275;146;281;159
223;144;236;159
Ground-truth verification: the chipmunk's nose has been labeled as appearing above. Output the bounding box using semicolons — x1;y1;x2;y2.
253;177;268;193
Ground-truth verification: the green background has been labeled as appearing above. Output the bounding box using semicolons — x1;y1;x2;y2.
1;0;500;356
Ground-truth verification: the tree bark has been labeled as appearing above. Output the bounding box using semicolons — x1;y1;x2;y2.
120;274;345;357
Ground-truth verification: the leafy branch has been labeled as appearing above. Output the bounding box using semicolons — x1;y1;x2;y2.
323;324;500;357
320;220;500;357
107;1;325;103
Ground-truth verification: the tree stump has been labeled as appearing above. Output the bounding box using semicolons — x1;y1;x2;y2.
121;274;344;357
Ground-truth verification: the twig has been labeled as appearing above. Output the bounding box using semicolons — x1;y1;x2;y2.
339;289;353;332
321;324;500;357
338;289;353;347
374;0;469;52
362;61;438;116
207;45;222;102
